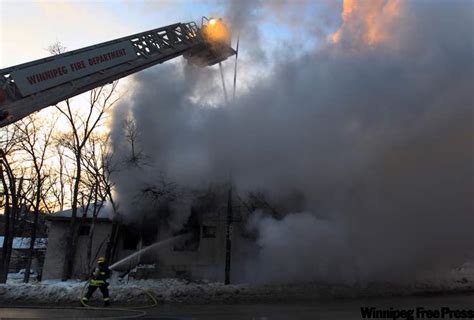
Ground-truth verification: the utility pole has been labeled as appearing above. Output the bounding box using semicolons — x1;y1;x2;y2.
224;185;233;285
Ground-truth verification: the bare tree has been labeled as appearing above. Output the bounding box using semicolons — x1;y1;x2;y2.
39;168;59;215
246;191;281;219
47;42;67;56
100;140;121;263
0;125;21;283
123;118;138;162
0;159;32;282
49;145;69;212
56;83;120;280
81;134;107;274
14;115;56;282
139;177;178;206
122;117;146;166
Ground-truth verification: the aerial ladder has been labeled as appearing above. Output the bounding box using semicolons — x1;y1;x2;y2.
0;17;235;128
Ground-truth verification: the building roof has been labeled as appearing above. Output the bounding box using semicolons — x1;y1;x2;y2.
48;203;111;221
0;236;47;249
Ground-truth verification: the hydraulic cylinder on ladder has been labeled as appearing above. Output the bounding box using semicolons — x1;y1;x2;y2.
0;17;235;127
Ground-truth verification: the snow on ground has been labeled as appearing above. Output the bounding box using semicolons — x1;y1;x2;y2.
1;264;473;305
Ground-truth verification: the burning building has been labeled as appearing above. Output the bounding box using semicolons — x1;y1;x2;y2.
42;192;255;282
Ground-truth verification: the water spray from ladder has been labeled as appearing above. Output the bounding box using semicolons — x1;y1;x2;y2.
219;34;239;105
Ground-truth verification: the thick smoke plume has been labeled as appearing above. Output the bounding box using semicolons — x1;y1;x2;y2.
111;0;473;284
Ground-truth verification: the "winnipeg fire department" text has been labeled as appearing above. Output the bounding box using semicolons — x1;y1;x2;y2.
25;48;129;86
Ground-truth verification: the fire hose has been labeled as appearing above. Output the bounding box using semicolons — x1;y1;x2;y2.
1;281;158;319
79;280;159;318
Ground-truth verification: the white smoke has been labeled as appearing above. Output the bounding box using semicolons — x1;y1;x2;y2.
110;0;474;284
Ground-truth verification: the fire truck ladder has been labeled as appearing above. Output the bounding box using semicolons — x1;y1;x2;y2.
0;20;235;127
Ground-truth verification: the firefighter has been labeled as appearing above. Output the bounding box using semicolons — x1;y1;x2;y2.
81;257;111;306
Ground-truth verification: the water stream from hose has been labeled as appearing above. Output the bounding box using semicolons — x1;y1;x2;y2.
109;233;191;271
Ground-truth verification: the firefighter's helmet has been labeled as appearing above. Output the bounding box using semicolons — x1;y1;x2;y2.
97;257;106;264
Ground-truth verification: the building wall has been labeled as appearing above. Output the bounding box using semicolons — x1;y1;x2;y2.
42;220;112;280
43;212;252;283
123;212;247;283
73;222;112;278
42;221;68;280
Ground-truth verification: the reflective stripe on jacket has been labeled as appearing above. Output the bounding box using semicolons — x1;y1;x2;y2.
89;279;105;286
89;265;110;286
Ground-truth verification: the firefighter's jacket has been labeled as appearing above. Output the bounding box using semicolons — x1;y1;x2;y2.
89;265;110;287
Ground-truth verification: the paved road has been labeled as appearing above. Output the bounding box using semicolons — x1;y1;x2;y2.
1;293;473;319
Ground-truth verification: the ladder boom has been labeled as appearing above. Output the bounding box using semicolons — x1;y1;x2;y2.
0;20;235;127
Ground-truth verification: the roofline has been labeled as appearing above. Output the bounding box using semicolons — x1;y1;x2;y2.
46;216;111;223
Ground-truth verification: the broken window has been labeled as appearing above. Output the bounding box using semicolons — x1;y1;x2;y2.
122;227;140;250
202;225;217;238
78;225;90;236
173;208;200;251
